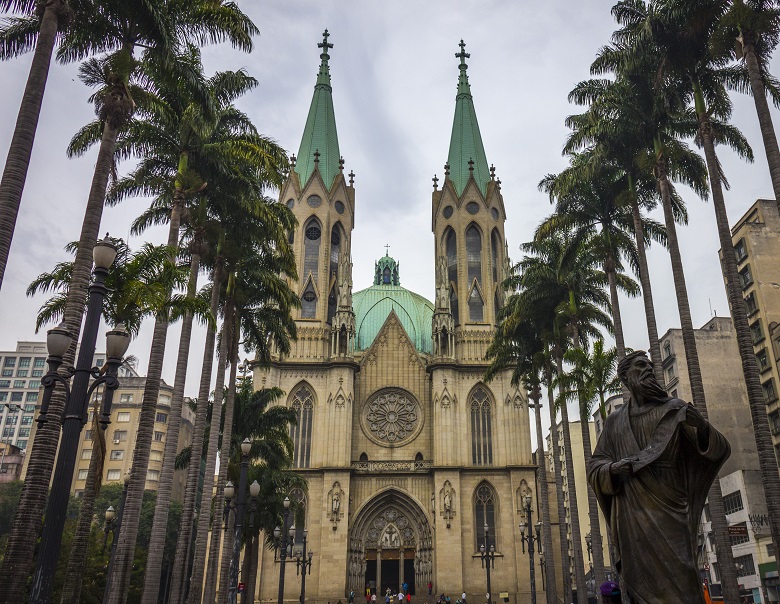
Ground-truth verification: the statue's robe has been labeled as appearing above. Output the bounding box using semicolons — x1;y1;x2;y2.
588;398;730;604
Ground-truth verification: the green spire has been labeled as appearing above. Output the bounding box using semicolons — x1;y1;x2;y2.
446;40;490;197
295;30;341;190
374;249;400;286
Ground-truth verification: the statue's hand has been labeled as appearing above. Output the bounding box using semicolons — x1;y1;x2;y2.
610;459;633;476
685;404;707;429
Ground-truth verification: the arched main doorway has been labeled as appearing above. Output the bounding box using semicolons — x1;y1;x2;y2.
347;489;433;596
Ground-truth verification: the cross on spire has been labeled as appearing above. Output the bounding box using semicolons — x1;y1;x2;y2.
319;29;333;54
444;162;450;176
313;149;320;165
456;39;470;66
468;158;474;174
290;154;297;167
348;170;355;186
490;164;496;180
339;156;345;172
433;174;439;190
384;244;390;256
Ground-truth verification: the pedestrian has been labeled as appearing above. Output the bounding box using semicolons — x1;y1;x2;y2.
398;590;404;603
406;593;411;604
372;595;377;604
428;582;433;596
386;590;391;604
461;593;466;604
350;591;356;604
599;581;622;604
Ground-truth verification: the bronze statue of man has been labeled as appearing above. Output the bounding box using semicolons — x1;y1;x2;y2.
587;350;730;603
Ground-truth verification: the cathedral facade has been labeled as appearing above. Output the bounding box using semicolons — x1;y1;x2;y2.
252;32;543;604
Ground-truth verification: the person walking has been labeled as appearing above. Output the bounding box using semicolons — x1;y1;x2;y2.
428;583;433;596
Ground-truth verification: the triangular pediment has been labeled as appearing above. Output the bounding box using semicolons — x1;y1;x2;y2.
360;309;425;373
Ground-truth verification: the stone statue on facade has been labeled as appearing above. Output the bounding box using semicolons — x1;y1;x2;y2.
435;256;449;310
587;350;730;603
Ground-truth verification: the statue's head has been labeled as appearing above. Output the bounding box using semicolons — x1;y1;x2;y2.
617;350;669;403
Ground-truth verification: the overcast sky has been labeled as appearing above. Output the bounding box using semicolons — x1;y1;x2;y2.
0;1;777;446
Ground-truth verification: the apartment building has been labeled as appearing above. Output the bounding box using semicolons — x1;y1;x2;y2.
546;420;611;596
730;199;780;454
0;341;136;452
660;316;775;603
0;442;24;482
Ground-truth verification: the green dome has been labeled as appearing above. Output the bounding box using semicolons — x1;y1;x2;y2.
353;255;434;354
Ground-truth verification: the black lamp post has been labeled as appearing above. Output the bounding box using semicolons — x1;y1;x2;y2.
296;529;314;604
104;471;131;601
519;493;542;604
30;237;131;604
479;523;496;604
275;496;293;604
224;439;257;604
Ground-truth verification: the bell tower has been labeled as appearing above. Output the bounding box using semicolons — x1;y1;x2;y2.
278;30;356;361
431;41;510;362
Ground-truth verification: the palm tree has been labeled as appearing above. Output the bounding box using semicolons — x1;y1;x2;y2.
716;0;780;205
558;340;622;587
512;232;614;604
485;298;558;603
538;158;646;360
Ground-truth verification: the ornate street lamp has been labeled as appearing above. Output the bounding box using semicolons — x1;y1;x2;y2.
224;439;255;604
276;496;292;604
296;529;314;604
30;237;131;604
479;523;496;603
519;493;542;604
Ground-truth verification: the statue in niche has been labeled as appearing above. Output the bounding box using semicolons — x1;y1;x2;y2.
328;481;344;527
333;491;341;515
439;480;455;528
381;525;400;548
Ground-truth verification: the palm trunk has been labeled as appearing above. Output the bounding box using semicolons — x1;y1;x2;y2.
0;117;119;604
656;143;740;604
105;193;184;604
0;0;69;291
555;354;588;604
545;367;572;604
629;193;664;384
59;396;107;604
697;105;780;584
605;266;626;361
530;384;557;604
141;248;200;604
169;259;223;604
188;299;234;604
214;318;241;602
578;409;605;591
743;43;780;206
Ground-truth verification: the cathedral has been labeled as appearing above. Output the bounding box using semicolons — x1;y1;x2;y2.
252;32;544;604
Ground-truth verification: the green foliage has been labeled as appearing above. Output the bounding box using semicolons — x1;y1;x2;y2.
0;480;23;566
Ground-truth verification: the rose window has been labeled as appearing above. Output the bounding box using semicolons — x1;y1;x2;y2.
366;391;419;443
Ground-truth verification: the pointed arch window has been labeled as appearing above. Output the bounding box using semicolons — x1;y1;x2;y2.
303;218;322;284
466;225;483;321
290;487;307;546
291;385;314;468
474;483;497;550
328;226;341;324
471;386;493;465
445;229;459;326
301;282;317;319
491;230;501;285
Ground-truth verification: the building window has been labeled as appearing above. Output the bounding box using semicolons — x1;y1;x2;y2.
768;544;776;558
666;365;676;383
4;415;16;425
20;415;32;426
84;430;92;440
16;439;26;450
18;428;29;438
0;393;6;402
23;404;35;413
0;381;8;388
110;450;124;461
470;386;493;465
301;285;317;319
328;225;342;324
113;430;128;443
27;382;40;391
13;380;24;388
16;370;27;378
2;428;13;438
729;522;750;546
739;265;754;289
764;379;778;404
154;431;164;442
723;490;744;515
663;341;671;359
31;370;43;378
303;219;322;284
711;562;720;583
474;483;497;551
117;412;130;423
147;469;160;481
466;225;483;322
445;228;459;326
82;449;92;460
33;358;45;369
107;469;121;481
734;554;756;577
745;292;758;316
119;394;133;404
751;320;764;344
734;238;748;263
150;450;163;462
1;370;12;378
25;392;38;402
4;358;15;367
758;349;771;372
155;412;167;424
18;357;30;369
290;384;314;468
77;469;88;480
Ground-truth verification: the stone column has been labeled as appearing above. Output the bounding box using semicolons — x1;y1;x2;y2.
399;548;404;589
377;549;382;595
